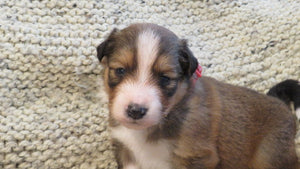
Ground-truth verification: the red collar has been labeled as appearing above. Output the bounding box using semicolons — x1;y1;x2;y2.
192;64;202;84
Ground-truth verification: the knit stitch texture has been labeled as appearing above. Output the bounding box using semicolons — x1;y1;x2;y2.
0;0;299;168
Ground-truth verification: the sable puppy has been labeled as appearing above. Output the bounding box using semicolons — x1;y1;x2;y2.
97;23;298;169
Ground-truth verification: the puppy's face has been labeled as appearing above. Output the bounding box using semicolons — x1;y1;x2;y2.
97;23;198;130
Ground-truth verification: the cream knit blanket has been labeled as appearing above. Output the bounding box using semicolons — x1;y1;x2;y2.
0;0;299;168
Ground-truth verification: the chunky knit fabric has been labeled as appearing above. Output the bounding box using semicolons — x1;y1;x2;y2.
0;0;299;168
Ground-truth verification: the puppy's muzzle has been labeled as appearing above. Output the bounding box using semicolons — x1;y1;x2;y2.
126;103;148;120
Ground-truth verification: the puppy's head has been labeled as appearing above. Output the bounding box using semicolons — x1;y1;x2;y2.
97;23;198;130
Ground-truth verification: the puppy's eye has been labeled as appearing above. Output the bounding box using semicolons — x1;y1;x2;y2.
115;68;126;76
159;75;171;86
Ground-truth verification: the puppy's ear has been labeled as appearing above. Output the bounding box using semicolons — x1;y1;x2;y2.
178;39;198;77
96;28;118;62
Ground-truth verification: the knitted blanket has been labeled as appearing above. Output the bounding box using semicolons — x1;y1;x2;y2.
0;0;299;168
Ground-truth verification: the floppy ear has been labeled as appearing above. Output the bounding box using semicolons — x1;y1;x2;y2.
178;39;198;77
96;28;118;62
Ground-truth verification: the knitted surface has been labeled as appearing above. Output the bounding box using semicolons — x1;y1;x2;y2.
0;0;299;168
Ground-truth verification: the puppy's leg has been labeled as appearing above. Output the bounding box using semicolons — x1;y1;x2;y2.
174;145;219;169
188;149;219;169
251;128;298;169
112;140;139;169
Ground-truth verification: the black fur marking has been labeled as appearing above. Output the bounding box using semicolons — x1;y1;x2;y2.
267;79;300;110
178;40;198;77
96;28;119;62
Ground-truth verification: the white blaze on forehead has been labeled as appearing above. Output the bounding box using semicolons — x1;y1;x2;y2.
110;29;163;129
137;29;160;83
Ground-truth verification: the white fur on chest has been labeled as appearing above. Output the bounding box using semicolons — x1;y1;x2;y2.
111;126;172;169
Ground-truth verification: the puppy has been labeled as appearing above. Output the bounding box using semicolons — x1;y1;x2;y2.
267;79;300;119
97;23;298;169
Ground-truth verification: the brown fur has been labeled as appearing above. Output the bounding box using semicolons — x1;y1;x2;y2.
171;77;298;169
97;23;298;169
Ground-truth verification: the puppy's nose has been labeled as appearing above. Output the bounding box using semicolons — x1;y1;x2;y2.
126;104;148;120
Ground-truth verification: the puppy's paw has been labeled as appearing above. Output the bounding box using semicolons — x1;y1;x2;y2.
124;163;139;169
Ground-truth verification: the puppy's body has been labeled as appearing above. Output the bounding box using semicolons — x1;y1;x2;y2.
97;23;298;169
